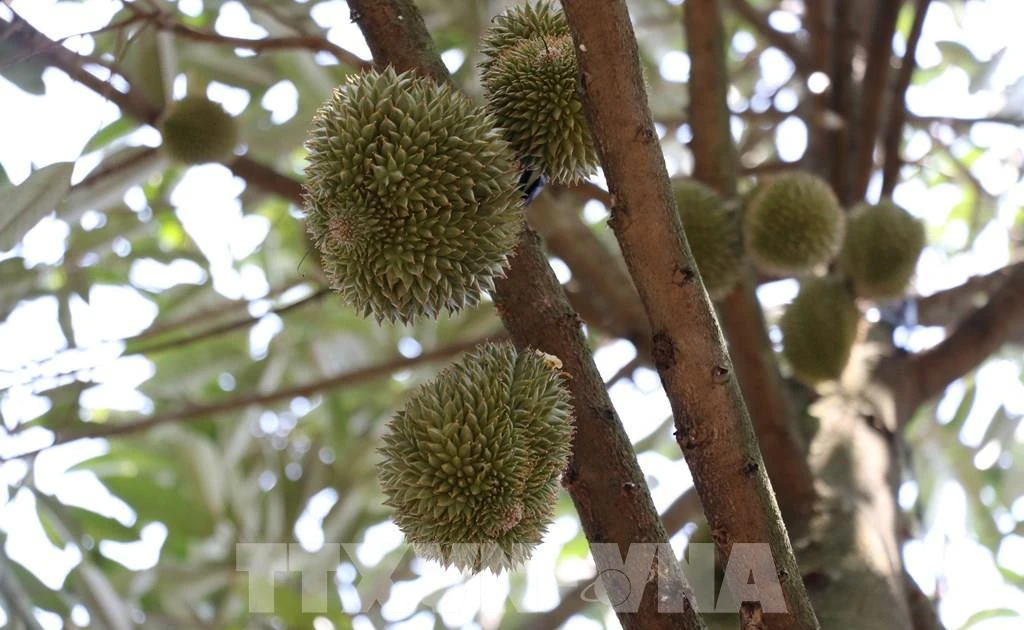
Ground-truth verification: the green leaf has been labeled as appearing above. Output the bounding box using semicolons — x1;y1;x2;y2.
101;474;215;539
0;161;75;251
0;37;47;95
956;607;1020;630
83;117;140;153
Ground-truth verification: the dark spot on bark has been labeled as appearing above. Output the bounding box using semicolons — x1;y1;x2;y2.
596;405;616;425
712;364;731;383
635;125;656;143
621;481;637;494
672;264;696;286
651;331;676;371
711;528;730;548
741;457;759;477
777;567;789;583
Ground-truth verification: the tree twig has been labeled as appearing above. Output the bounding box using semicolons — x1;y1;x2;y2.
1;333;502;461
124;4;371;69
560;0;820;628
724;0;810;76
882;0;933;196
850;0;903;202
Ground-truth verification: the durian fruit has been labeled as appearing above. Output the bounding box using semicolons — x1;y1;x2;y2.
840;199;926;299
160;96;238;164
479;0;568;73
743;172;845;275
303;68;524;324
377;343;574;573
779;276;860;384
480;3;599;183
673;180;743;300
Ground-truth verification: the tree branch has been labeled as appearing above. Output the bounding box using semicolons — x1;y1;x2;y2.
850;0;903;202
882;0;933;196
4;12;310;211
724;0;811;76
527;189;652;360
559;0;820;628
914;261;1024;328
347;2;700;628
124;4;371;69
686;0;815;533
904;571;947;630
521;488;704;630
899;263;1024;419
1;333;501;461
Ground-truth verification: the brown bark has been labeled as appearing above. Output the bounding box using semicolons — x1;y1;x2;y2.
688;0;817;533
348;1;702;628
894;263;1024;422
558;0;820;628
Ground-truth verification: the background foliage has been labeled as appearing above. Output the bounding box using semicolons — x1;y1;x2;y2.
1;0;1023;629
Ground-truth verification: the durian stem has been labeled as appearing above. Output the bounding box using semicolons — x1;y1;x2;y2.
349;2;703;628
559;0;821;628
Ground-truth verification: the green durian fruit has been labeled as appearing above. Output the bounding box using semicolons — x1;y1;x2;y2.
673;180;743;300
779;276;860;384
377;343;574;573
480;3;599;184
479;0;569;74
303;68;524;324
840;199;926;299
481;34;599;183
160;96;238;164
743;172;845;275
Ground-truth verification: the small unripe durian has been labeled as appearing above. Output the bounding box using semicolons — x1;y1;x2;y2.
377;343;574;573
673;180;743;300
779;277;860;384
840;200;925;299
481;34;599;183
479;0;568;73
303;68;524;324
744;172;845;275
160;96;238;164
480;2;598;183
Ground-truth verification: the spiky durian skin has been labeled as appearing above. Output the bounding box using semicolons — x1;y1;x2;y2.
840;200;926;299
303;68;524;324
744;172;845;275
779;277;860;384
481;34;599;183
160;96;238;164
377;343;574;573
673;180;743;300
479;0;568;73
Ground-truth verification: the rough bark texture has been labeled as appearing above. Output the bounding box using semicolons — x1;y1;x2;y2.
348;2;703;628
686;0;817;533
558;1;820;628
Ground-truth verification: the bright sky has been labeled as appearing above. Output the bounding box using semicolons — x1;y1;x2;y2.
1;1;1023;629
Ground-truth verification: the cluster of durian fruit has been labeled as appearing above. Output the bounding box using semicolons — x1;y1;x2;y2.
159;0;928;572
300;2;595;573
676;171;925;385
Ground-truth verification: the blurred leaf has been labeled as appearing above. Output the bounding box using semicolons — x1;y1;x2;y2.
956;607;1020;630
0;161;75;251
